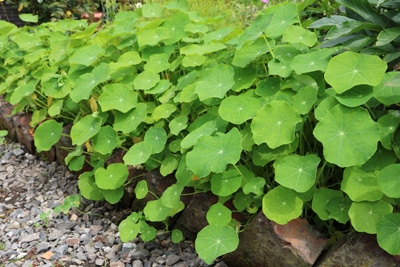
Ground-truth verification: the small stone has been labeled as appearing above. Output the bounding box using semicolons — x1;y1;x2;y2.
105;235;116;246
131;248;150;260
132;260;144;267
20;232;40;243
9;221;21;229
110;262;125;267
48;229;63;241
37;242;51;253
90;224;103;235
70;213;78;221
166;254;181;266
94;241;104;249
66;237;80;246
95;258;105;266
58;222;78;231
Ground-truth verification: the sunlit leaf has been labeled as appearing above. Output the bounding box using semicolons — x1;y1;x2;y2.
262;186;303;225
211;169;242;197
113;103;147;133
312;188;343;220
291;48;335;74
161;184;183;208
232;38;272;68
377;213;400;255
377;164;400;198
325;51;387;94
78;172;104;201
283;25;317;46
103;187;124;204
377;111;400;150
123;141;153;166
349;200;392;234
92;126;119;155
181;120;217;149
98;83;138;113
34;120;63;151
219;95;260;124
69;44;103;66
264;3;299;37
186;128;242;178
70;115;102;146
335;85;373;107
373;72;400;106
341;167;382;202
152;103;177;121
207;203;232;225
134;71;160;90
94;163;128;190
293;86;318;115
313;105;380;167
135;180;148;199
251;100;302;149
144;127;167;154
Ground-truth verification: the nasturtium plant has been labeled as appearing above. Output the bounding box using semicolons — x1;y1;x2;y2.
4;0;400;262
34;120;63;151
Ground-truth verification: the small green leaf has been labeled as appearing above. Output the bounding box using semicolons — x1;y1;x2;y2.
134;71;160;90
34;120;63;151
262;186;303;225
313;105;380;167
232;38;272;68
161;184;183;208
341;167;383;202
378;164;400;198
160;155;179;176
140;222;157;242
103;187;124;204
94;163;128;190
325;51;387;94
48;100;63;117
211;169;242;197
376;27;400;46
135;180;148;199
113;103;147;134
291;48;334;74
335;85;373;107
195;225;239;265
78;172;104;201
373;72;400;106
144;199;172;222
69;45;103;66
92;126;118;155
377;213;400;255
349;200;393;234
378;111;400;150
142;3;163;18
70;115;102;146
10;81;36;105
326;195;351;223
293;86;318;115
171;229;184;243
186;128;242;178
137;27;170;47
169;116;188;136
195;64;235;101
180;121;216;149
243;177;265;196
219;95;260;124
182;54;206;67
152;104;177;121
123;142;153;166
312;189;343;220
98;84;138;113
119;217;140;242
144;54;171;73
237;12;273;48
206;203;232;225
144;127;167;154
19;13;38;23
251;100;302;149
274;154;320;193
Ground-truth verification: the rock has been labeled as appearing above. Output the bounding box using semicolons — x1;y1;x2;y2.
315;233;400;266
37;242;51;253
223;212;327;267
131;248;150;260
48;229;63;241
20;232;40;243
166;254;181;265
110;262;126;267
90;224;103;235
95;258;105;266
66;237;80;246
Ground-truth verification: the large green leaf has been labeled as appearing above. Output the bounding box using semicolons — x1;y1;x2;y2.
113;103;147;133
70;115;102;146
264;3;299;37
195;64;235;101
206;203;232;226
325;51;387;94
341;167;383;202
137;27;170;47
78;172;104;201
274;154;321;193
144;127;167;154
98;83;138;113
69;45;103;66
237;12;273;48
262;186;303;225
313;105;380;167
134;71;160;90
283;25;317;47
349;200;393;234
378;111;400;150
218;95;260;124
373;72;400;106
312;189;343;220
232;38;273;68
377;213;400;255
291;48;335;74
94;163;128;190
123;141;153;166
34;120;63;151
377;164;400;198
195;225;239;265
92;126;119;155
251;100;302;149
186;128;242;178
211;169;242;197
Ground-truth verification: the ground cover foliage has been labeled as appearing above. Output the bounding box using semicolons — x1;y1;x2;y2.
1;0;400;263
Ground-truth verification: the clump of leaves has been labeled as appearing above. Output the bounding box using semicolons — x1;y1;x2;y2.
1;0;400;263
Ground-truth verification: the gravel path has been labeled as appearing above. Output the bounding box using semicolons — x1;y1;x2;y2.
0;141;227;267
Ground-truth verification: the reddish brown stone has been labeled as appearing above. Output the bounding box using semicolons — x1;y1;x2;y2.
315;233;400;267
223;212;327;267
0;97;16;139
55;124;73;165
13;113;34;153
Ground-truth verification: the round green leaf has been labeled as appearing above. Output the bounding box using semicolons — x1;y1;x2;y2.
140;222;157;242
94;163;128;190
211;169;242;197
186;128;242;178
160;155;179;176
119;218;140;242
378;111;400;150
274;154;321;193
283;25;317;47
68;155;85;171
325;195;351;223
92;126;118;155
134;71;160;90
311;188;343;220
262;186;303;225
69;44;103;66
180;121;216;149
341;167;383;202
324;51;387;94
113;103;147;134
219;95;260;124
161;184;183;208
34;120;63;151
145;54;171;73
70;115;102;146
290;48;334;74
349;200;393;234
48;100;63;117
19;13;38;23
135;180;148;200
377;213;400;255
374;72;400;106
206;203;232;225
254;76;280;97
378;164;400;198
123;141;153;166
137;27;170;47
335;85;373;108
243;177;265;196
293;86;318;115
142;3;163;18
144;127;167;154
232;38;272;68
102;187;124;204
169;116;188;136
313;105;380;167
152;103;177;121
143;199;172;222
251;100;302;149
98;83;138;113
171;229;184;243
182;54;206;67
10;81;36;105
78;172;104;201
264;3;299;37
195;64;235;101
195;225;239;265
